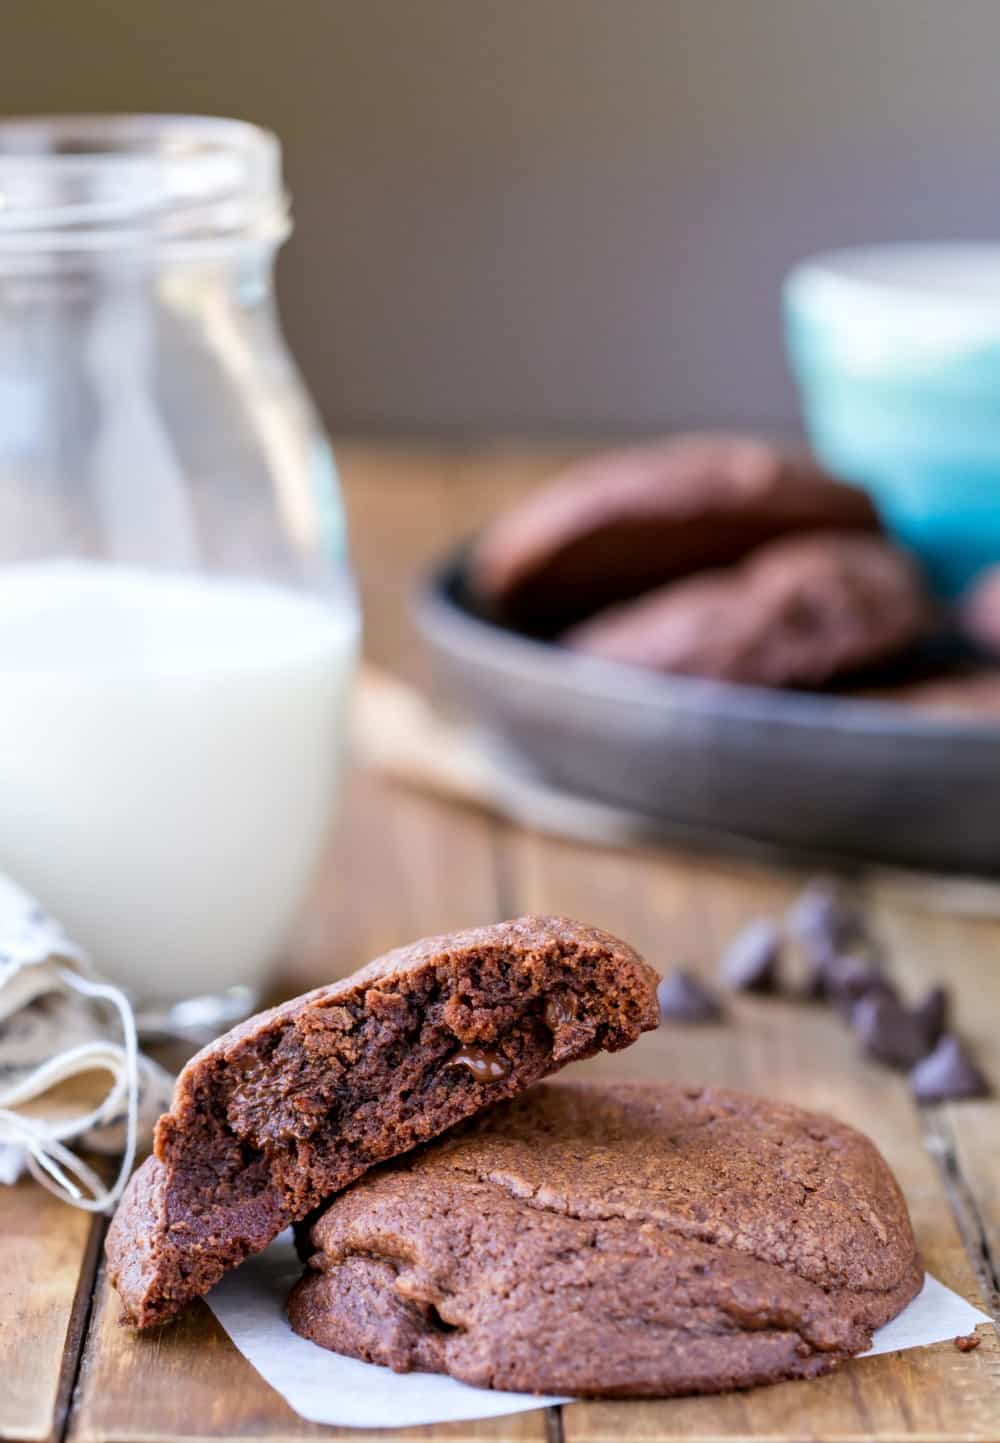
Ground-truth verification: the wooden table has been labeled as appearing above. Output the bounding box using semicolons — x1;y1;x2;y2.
5;441;999;1443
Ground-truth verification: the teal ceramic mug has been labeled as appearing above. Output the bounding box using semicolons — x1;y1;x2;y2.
784;244;1000;595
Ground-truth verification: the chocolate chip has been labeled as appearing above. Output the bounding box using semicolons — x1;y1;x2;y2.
543;991;579;1030
720;920;782;993
853;993;928;1069
909;1035;990;1103
912;985;950;1051
789;880;868;959
954;1333;982;1352
826;955;895;1020
657;970;722;1024
789;881;875;999
448;1045;512;1081
801;951;833;1000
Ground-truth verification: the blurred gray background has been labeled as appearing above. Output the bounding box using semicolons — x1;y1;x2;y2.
3;0;998;433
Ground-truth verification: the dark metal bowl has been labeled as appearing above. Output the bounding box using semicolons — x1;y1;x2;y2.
414;552;1000;874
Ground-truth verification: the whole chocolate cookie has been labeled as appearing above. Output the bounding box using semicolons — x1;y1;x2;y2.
289;1082;921;1396
469;434;880;632
105;918;659;1329
563;533;932;687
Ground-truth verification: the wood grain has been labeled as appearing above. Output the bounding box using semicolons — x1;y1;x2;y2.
334;437;574;690
0;1179;102;1442
281;767;504;993
866;883;1000;1324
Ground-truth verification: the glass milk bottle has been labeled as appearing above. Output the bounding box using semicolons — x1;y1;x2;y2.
0;116;359;1029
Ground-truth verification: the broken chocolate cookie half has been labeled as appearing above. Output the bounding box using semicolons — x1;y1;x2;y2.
106;916;659;1328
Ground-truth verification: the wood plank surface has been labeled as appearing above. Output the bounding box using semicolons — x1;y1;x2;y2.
867;884;1000;1328
0;1179;103;1442
281;768;505;995
334;437;577;691
6;442;1000;1443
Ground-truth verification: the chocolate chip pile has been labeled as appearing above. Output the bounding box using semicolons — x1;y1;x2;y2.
657;879;990;1104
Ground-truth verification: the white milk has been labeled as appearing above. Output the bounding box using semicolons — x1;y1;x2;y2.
0;561;358;1002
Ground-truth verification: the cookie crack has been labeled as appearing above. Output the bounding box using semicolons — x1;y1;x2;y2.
446;1162;909;1313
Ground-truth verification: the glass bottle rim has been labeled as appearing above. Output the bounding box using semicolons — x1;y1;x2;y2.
0;114;291;265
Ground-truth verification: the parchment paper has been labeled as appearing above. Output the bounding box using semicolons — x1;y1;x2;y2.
207;1232;991;1430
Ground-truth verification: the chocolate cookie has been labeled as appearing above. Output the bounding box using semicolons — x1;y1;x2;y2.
563;533;932;687
289;1082;921;1396
105;918;659;1329
469;434;880;632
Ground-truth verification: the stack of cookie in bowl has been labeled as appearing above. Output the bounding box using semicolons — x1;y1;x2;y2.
468;433;994;701
106;917;923;1398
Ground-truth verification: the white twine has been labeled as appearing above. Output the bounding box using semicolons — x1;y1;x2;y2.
0;874;173;1213
0;966;142;1213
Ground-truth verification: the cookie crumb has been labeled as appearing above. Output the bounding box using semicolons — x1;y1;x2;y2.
953;1332;981;1352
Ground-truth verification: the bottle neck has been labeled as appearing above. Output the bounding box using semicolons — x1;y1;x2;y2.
0;244;278;315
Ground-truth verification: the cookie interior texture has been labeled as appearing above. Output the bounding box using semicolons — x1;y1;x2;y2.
468;434;880;634
105;918;659;1329
289;1082;922;1397
563;532;933;687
